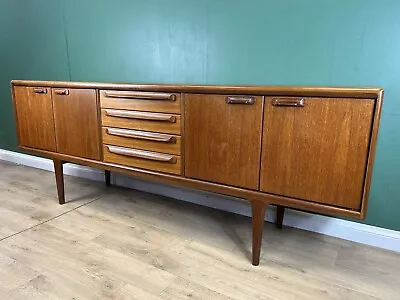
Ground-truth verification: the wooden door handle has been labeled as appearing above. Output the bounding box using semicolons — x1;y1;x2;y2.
33;88;48;94
107;145;177;163
104;91;177;101
226;96;256;105
104;109;176;123
54;89;70;96
106;128;176;143
272;98;305;107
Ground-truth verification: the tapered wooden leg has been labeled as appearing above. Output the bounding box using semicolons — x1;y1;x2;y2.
276;205;285;229
105;170;111;186
53;159;65;205
251;200;266;266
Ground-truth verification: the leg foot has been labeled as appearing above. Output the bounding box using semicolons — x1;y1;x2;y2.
105;170;111;186
53;159;65;205
251;200;266;266
276;205;285;229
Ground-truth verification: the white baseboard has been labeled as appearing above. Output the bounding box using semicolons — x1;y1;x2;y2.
1;149;399;252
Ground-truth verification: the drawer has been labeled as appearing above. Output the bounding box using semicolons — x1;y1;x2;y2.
100;90;181;114
102;127;181;155
104;145;182;175
101;109;181;134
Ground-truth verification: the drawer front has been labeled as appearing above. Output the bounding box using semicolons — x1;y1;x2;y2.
101;109;181;134
104;145;181;175
102;127;181;155
100;90;181;114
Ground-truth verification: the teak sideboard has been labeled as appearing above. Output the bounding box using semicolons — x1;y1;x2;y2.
11;80;383;266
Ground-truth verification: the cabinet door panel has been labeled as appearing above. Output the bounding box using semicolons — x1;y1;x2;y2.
13;86;56;151
185;94;263;190
260;97;374;209
53;88;100;160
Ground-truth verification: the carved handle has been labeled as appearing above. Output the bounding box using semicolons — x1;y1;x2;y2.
54;89;70;96
107;145;177;163
33;88;47;94
104;91;176;101
226;96;256;105
272;98;305;107
106;128;176;143
104;109;176;123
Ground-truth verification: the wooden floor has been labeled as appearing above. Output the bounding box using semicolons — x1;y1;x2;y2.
0;161;399;300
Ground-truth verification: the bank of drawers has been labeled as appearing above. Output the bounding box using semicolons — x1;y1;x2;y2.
100;90;182;175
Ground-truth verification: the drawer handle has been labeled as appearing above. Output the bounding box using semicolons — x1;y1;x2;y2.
272;98;305;107
54;89;70;96
104;109;176;123
107;145;177;163
104;91;176;101
106;128;176;143
226;96;256;105
33;88;47;94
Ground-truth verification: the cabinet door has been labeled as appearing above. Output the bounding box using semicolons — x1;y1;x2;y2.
53;88;100;160
185;94;263;189
260;97;374;209
13;86;56;151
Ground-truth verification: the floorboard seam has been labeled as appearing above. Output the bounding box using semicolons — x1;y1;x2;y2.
0;195;104;243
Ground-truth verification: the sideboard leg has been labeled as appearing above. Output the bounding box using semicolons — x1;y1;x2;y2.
105;170;111;186
251;200;266;266
53;159;65;205
276;205;285;229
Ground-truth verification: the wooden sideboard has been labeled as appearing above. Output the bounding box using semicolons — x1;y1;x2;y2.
11;80;383;266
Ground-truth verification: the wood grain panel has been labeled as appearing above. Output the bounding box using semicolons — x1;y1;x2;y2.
103;145;181;175
100;90;181;114
185;94;263;190
53;88;101;160
13;86;56;151
102;127;181;155
260;97;374;209
101;109;181;134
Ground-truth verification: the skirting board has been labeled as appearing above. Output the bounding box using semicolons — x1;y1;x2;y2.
1;148;399;252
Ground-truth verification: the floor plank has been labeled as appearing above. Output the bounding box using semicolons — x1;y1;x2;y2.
0;161;107;240
0;161;399;299
160;277;234;300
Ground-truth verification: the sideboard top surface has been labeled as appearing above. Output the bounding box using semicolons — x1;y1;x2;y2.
11;80;383;99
